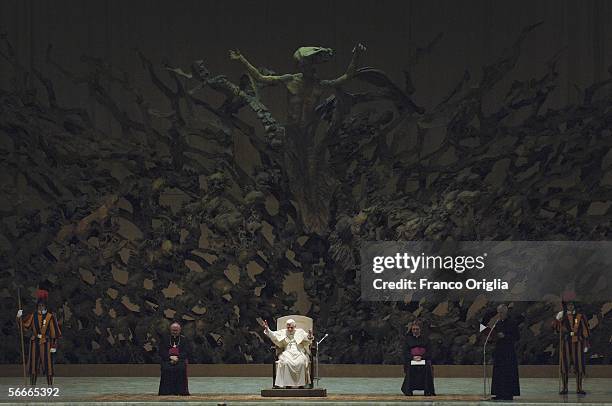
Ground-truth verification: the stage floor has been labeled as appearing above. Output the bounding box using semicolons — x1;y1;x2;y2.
0;377;611;404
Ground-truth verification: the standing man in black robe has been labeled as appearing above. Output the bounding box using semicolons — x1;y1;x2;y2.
158;322;191;396
491;304;520;401
401;321;435;396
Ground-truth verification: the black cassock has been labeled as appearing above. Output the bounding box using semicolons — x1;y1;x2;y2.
158;335;191;396
401;334;435;396
491;318;520;399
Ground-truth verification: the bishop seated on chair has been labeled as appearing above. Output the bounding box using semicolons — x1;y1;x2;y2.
158;321;191;396
262;317;313;388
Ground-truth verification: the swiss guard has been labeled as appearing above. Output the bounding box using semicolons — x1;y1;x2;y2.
16;284;61;386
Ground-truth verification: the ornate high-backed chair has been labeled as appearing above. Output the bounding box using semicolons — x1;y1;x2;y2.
271;315;315;388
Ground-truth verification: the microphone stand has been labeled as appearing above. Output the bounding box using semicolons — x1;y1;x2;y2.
315;334;329;387
483;320;498;400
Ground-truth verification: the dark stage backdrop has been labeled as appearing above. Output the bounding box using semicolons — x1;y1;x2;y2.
2;0;612;134
0;0;611;365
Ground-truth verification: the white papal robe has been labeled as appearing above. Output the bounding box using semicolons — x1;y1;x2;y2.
265;328;312;387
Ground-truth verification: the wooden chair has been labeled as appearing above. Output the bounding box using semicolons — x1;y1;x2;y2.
271;315;315;388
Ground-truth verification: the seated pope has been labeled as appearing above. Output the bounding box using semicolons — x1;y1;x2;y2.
263;318;313;388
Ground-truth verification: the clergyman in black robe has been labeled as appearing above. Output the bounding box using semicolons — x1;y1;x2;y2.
158;322;191;396
491;305;520;401
401;322;435;396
